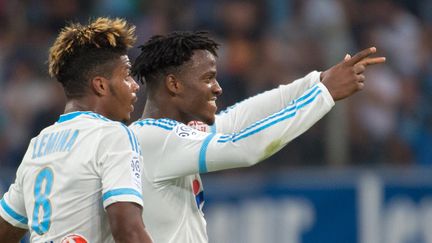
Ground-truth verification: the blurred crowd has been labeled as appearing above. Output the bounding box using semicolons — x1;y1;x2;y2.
1;0;432;170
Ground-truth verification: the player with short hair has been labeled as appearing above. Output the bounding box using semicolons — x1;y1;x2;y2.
130;31;385;242
0;18;153;243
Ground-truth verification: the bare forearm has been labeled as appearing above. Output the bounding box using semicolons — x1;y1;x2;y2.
107;202;153;243
0;217;27;243
112;229;153;243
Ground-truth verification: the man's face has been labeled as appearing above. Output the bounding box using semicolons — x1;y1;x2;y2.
106;55;139;122
176;50;223;125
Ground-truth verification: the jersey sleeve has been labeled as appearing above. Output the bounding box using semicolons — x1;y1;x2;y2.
141;82;334;181
97;125;143;209
215;71;321;133
0;167;29;229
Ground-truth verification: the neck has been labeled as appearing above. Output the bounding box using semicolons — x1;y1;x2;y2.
141;93;187;123
64;96;101;115
141;98;162;119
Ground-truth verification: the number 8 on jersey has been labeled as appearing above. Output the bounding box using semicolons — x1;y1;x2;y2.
32;167;54;235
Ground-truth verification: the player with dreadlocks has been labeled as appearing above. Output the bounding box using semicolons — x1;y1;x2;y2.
130;31;385;242
0;17;153;243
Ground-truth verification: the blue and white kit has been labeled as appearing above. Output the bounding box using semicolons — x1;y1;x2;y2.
129;71;335;243
0;111;143;242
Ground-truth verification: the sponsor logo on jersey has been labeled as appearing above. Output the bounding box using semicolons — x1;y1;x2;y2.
192;177;205;211
60;234;88;243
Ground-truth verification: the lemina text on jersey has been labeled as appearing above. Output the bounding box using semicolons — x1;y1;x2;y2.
32;129;79;159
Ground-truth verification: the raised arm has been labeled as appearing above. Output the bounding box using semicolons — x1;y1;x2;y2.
133;81;334;181
133;47;385;181
214;47;385;133
215;71;321;133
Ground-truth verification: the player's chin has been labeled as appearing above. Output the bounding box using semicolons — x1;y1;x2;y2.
203;114;216;125
121;112;132;123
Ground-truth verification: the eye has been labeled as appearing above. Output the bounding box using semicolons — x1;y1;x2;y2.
204;73;216;83
125;70;132;79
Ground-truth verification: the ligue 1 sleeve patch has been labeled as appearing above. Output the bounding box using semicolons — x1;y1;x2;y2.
130;156;142;191
175;124;208;140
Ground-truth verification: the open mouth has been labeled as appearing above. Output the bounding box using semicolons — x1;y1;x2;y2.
209;96;217;104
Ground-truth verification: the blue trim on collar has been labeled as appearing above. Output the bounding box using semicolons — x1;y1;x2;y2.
57;111;109;123
57;111;88;123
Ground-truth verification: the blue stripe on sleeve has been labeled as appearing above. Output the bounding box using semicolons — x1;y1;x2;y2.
198;133;216;173
217;85;321;143
133;119;177;131
217;87;322;143
0;199;28;225
120;125;138;153
129;128;139;153
102;188;143;202
229;90;321;142
131;132;142;155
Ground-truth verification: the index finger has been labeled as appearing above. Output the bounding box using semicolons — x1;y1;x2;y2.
345;47;377;66
357;56;386;66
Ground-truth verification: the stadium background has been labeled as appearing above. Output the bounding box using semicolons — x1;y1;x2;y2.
1;0;432;242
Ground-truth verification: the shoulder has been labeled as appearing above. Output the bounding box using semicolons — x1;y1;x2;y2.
67;112;136;142
129;118;179;132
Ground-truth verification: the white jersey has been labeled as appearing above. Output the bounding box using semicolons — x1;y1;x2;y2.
130;71;333;242
0;111;143;243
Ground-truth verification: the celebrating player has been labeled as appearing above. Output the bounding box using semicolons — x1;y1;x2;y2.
0;18;153;243
130;31;385;242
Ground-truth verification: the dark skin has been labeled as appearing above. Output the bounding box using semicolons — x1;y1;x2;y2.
142;47;385;125
0;55;152;243
64;55;139;122
320;47;386;100
143;50;223;124
61;56;152;243
107;203;153;243
0;217;27;243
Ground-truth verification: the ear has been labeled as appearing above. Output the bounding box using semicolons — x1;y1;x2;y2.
91;76;110;96
165;74;183;95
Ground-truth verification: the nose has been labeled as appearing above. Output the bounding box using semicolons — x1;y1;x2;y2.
213;80;222;96
131;77;140;92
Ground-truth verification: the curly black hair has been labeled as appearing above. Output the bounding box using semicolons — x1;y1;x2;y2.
132;31;219;84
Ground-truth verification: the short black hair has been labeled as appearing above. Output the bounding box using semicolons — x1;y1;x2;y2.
49;17;136;99
132;31;219;84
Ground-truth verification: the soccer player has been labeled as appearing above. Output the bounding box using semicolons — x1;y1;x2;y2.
130;31;385;242
0;18;153;243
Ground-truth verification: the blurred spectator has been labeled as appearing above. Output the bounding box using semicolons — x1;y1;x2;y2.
1;0;431;170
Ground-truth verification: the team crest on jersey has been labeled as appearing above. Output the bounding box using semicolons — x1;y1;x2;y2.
187;121;210;132
175;124;207;140
60;234;88;243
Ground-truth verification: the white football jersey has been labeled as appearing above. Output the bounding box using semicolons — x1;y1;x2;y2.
130;71;333;242
0;111;143;243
